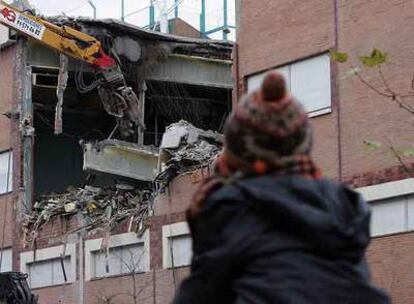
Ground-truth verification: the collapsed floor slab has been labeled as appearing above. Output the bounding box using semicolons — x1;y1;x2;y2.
83;140;163;182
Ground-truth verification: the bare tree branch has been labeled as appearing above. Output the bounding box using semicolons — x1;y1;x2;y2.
391;95;414;114
351;65;414;115
389;145;413;178
378;65;393;94
352;67;394;98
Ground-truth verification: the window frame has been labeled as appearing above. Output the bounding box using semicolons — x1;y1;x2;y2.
84;231;150;281
20;244;76;289
162;222;192;269
357;178;414;237
246;52;332;118
0;25;9;45
0;150;13;195
0;247;12;273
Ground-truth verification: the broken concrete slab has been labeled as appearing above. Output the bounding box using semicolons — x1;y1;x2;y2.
83;140;164;182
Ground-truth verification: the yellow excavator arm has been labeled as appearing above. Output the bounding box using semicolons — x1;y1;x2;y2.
0;1;143;137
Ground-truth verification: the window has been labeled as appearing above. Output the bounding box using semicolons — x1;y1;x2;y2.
0;248;12;272
0;151;12;194
162;222;192;268
358;179;414;237
368;194;414;237
247;53;331;117
85;232;150;281
20;244;76;289
0;25;9;45
27;257;71;289
91;243;146;279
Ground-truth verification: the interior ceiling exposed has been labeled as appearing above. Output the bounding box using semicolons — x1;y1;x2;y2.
27;17;233;197
144;80;231;146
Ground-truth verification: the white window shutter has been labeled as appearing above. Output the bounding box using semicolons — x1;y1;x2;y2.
92;243;146;279
407;195;414;230
247;72;265;93
170;235;192;267
52;257;70;286
370;197;407;236
290;54;331;113
0;25;9;45
121;244;147;273
0;248;12;272
0;152;12;194
29;260;53;288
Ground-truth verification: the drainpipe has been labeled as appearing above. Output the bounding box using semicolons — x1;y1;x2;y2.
334;0;343;181
233;0;242;106
77;232;84;304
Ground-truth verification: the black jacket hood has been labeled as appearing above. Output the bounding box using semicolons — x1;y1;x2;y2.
207;175;371;261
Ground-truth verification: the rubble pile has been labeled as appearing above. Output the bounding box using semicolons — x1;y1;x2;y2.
22;185;152;245
22;121;224;246
157;120;223;184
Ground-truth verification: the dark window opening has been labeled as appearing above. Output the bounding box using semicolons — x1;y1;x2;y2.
144;80;232;146
32;68;138;198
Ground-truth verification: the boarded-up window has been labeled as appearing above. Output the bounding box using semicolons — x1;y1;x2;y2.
247;53;331;116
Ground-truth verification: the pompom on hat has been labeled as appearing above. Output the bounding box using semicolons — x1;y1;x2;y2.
223;72;314;169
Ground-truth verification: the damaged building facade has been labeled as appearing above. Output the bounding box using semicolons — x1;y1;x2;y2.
0;18;232;303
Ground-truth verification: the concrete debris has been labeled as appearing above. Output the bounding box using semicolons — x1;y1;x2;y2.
157;120;223;184
22;185;152;247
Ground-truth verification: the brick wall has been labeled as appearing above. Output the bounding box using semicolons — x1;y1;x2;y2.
237;0;339;179
24;174;194;304
238;0;334;78
0;46;14;150
236;0;414;302
0;45;16;266
336;0;414;178
172;18;202;39
237;0;414;181
368;232;414;304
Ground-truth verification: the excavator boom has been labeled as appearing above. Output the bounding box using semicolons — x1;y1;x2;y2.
0;1;143;137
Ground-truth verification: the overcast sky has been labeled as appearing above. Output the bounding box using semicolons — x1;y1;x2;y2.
23;0;235;40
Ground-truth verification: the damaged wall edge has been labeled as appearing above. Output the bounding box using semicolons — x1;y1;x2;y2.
21;65;34;215
10;39;29;273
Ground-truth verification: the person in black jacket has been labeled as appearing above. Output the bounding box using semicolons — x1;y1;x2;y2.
173;73;390;304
